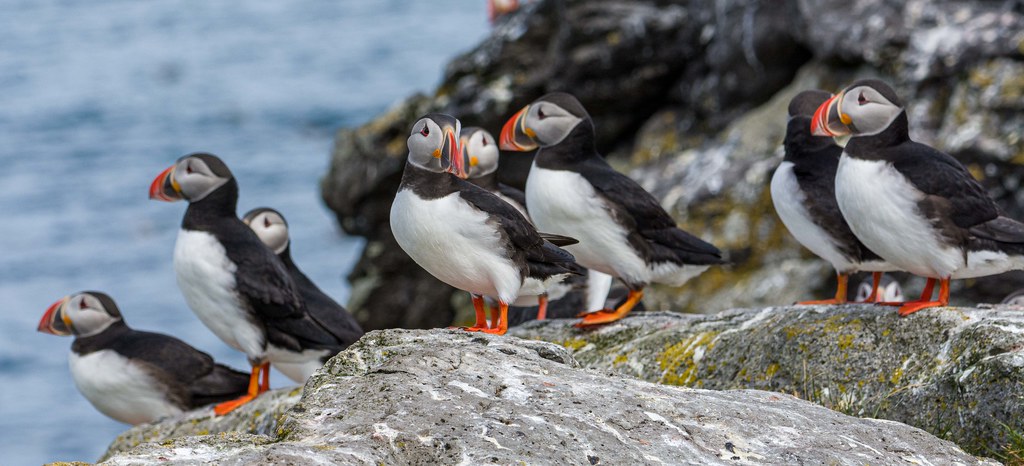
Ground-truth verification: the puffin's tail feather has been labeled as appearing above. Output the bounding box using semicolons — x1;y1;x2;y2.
970;216;1024;244
643;227;728;266
188;363;252;408
539;232;579;247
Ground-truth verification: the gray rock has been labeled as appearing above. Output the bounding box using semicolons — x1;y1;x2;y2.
98;328;997;465
509;304;1024;457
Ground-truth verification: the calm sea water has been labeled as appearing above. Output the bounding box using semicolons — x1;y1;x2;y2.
0;2;488;464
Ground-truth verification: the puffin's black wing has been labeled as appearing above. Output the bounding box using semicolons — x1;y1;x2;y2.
969;216;1024;244
284;258;364;349
218;225;305;320
889;141;999;230
577;157;725;266
105;330;249;408
455;178;580;279
497;183;528;210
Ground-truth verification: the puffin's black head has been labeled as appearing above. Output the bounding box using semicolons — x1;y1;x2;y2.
811;79;905;138
242;207;290;255
788;90;834;118
460;127;500;180
38;291;124;338
149;153;234;203
407;113;463;177
499;92;592;151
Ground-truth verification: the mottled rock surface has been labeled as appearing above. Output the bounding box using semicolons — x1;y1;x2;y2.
97;328;996;465
510;304;1024;457
322;0;1024;328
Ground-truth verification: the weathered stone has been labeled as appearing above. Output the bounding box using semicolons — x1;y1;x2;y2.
510;305;1024;457
98;328;996;465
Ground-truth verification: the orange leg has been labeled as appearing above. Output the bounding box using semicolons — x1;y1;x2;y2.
576;289;643;327
897;278;949;317
462;295;491;332
259;361;271;393
862;272;883;303
536;293;548;320
480;301;509;335
879;277;934;307
214;363;262;415
798;272;849;305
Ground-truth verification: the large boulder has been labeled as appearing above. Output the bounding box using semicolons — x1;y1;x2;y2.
322;0;1024;329
510;304;1024;458
97;328;996;465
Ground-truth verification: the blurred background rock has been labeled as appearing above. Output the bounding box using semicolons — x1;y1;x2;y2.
322;0;1024;330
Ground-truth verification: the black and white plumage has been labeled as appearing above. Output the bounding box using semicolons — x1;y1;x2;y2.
242;207;364;381
771;90;898;304
500;92;725;326
37;291;250;425
812;79;1024;315
854;273;904;303
390;114;580;335
149;153;348;413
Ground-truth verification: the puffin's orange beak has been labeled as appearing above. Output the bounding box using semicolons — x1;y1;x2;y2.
149;165;182;202
811;91;852;137
499;105;538;152
441;127;464;178
38;297;72;336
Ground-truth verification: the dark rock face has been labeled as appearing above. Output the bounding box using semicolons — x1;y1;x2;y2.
509;305;1024;458
99;328;998;465
322;0;1024;326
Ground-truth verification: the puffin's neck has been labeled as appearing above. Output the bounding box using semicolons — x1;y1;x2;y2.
534;121;598;169
399;162;460;200
469;171;500;192
844;112;911;160
71;321;131;355
783;117;839;163
182;179;240;230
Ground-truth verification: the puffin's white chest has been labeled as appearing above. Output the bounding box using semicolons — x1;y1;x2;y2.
173;230;265;360
390;189;522;302
69;350;182;425
525;164;647;283
835;155;962;278
771;161;855;272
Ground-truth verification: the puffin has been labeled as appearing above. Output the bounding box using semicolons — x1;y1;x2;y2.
499;92;726;326
149;153;346;414
460;126;595;322
771;89;898;304
854;273;904;303
242;207;364;381
37;291;250;425
812;79;1024;315
389;113;580;335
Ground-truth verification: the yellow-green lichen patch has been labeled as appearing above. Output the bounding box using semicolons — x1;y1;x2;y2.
657;331;720;387
559;339;589;352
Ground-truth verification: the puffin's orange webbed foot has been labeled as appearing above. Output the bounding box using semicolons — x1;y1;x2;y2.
213;394;257;415
575;290;643;327
896;301;944;317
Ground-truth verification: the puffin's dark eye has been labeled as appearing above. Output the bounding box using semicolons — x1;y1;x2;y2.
420;126;430;137
186;164;194;174
857;92;868;105
537;108;546;119
480;137;487;147
264;217;271;228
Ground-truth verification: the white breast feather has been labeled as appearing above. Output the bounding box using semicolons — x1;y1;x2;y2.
391;189;524;303
526;165;648;284
771;161;857;272
835;156;963;278
69;350;182;425
174;230;266;361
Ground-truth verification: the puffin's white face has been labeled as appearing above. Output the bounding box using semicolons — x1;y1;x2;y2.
811;82;903;138
38;292;122;338
149;153;232;203
855;277;904;303
500;100;583;151
243;208;289;254
407;114;463;176
461;129;500;179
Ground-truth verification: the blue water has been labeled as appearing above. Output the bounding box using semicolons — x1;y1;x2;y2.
0;2;488;464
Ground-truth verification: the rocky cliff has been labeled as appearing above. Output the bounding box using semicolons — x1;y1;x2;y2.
97;324;1001;465
321;0;1024;330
